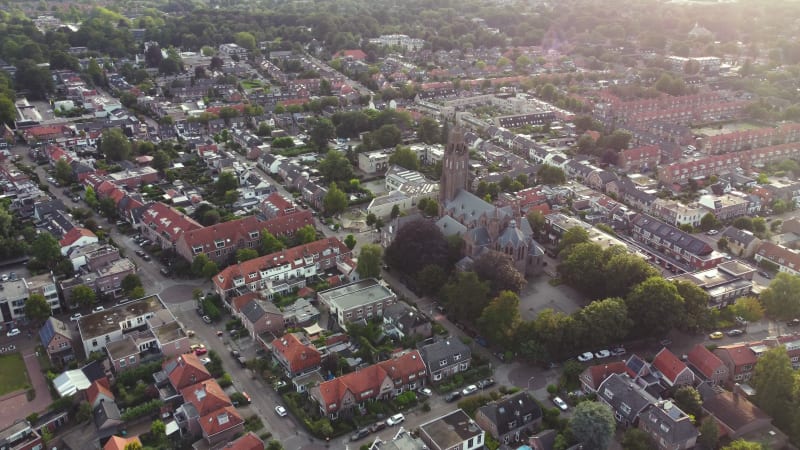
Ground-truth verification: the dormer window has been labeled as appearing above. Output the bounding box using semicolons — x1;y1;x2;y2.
192;246;203;254
249;231;259;239
439;359;447;367
215;240;225;249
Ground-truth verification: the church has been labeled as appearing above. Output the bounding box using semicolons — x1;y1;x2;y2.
436;128;544;276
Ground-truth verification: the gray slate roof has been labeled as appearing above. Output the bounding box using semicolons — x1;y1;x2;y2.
477;391;541;436
597;373;654;424
420;338;470;370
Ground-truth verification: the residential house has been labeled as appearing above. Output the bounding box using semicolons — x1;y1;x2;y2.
419;409;485;450
596;373;655;427
0;421;44;450
26;272;61;315
175;215;267;265
383;302;432;340
721;227;762;258
156;352;212;395
310;350;427;419
178;379;244;446
637;401;698;450
218;432;265;450
686;344;729;385
420;338;471;383
617;145;660;172
139;202;203;251
699;384;773;441
231;292;285;339
60;257;136;302
0;278;28;323
104;436;142;450
579;361;628;394
270;332;321;378
93;400;123;436
754;242;800;276
59;226;98;256
651;348;695;388
475;391;542;446
762;334;800;370
75;295;166;355
39;317;75;365
213;237;351;301
87;377;115;408
652;199;705;228
698;194;748;221
317;279;397;329
630;214;724;270
713;344;759;385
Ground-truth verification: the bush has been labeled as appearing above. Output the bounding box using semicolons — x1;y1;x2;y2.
116;360;164;387
121;399;164;421
230;392;250;406
244;415;265;432
547;384;558;395
218;373;233;388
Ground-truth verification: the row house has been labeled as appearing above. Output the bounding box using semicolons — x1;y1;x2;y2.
754;242;800;276
301;181;327;211
259;192;296;219
697;193;749;221
61;257;137;303
23;125;71;145
616;145;660;172
175;215;266;265
139;202;204;251
658;142;800;185
607;179;658;214
652;199;705;228
702;123;800;155
686;344;729;385
713;343;760;385
630;214;724;270
637;401;698;450
309;350;427;419
720;227;761;258
213;237;351;301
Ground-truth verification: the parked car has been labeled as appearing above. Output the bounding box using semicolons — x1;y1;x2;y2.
142;254;151;261
552;396;568;411
0;274;7;282
369;422;387;433
758;271;772;279
735;316;748;325
786;318;800;327
275;405;288;417
709;331;724;340
70;313;82;322
6;328;20;337
93;306;104;313
386;413;405;426
611;347;627;356
199;357;211;365
194;347;208;356
477;378;495;389
418;387;433;397
461;385;478;396
351;428;370;442
727;329;745;337
594;349;611;359
445;391;461;402
706;229;718;235
577;352;594;362
202;315;212;324
135;250;145;257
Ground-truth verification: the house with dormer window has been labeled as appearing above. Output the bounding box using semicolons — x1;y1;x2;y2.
420;338;471;383
475;391;542;445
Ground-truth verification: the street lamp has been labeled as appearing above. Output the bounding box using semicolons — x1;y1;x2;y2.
527;376;535;391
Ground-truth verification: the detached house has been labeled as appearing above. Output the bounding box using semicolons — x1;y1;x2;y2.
59;227;98;256
713;344;758;385
651;348;694;388
231;292;285;339
420;338;471;383
637;401;698;450
597;373;654;427
310;350;427;419
475;391;542;446
39;317;75;365
686;344;729;385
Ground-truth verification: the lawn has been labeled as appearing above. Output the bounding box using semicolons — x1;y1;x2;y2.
240;80;262;90
0;353;29;396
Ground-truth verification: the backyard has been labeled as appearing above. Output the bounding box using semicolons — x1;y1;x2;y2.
692;121;764;137
0;353;30;396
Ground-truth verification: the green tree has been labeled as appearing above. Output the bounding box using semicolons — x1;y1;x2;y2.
233;31;257;51
309;117;335;152
344;234;357;250
423;199;439;217
266;441;284;450
674;280;713;333
323;184;348;215
202;261;219;280
557;226;590;255
150;419;166;447
152;150;170;172
0;96;15;127
99;128;132;161
31;233;61;269
357;244;382;279
478;291;522;348
390;204;401;219
236;248;259;262
24;293;51;324
54;159;74;185
527;211;546;236
441;272;491;324
751;346;795;429
124;441;143;450
260;230;284;255
571;401;616;450
603;250;661;298
759;272;800;320
673;386;703;421
214;172;238;197
537;164;566;185
85;185;98;209
417;117;440;144
621;428;655;450
626;277;685;338
192;254;211;277
729;296;765;322
129;286;146;299
370;124;402;149
472;250;527;293
575;297;631;348
121;274;142;295
697;418;719;450
700;213;720;232
558;243;607;297
721;440;763;450
318;151;354;183
296;225;317;244
416;264;447;296
71;285;96;308
385;219;449;274
366;213;377;227
388;146;420;171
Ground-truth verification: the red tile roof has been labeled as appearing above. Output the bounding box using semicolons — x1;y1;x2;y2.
756;242;800;272
652;348;691;384
315;350;425;410
213;236;349;291
219;432;265;450
335;49;367;60
715;344;758;368
231;292;261;313
181;379;232;416
206;104;246;115
583;362;627;390
59;227;97;247
142;202;203;243
165;353;212;391
104;436;141;450
263;209;313;235
178;215;264;253
87;377;114;406
687;344;725;380
272;333;321;374
198;405;243;440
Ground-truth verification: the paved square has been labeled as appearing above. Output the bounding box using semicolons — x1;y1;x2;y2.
518;274;588;321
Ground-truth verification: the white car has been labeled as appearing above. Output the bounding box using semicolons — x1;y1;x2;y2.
594;349;611;359
6;328;20;337
386;413;405;426
70;313;82;322
418;387;433;397
577;352;594;362
199;357;211;365
0;274;7;282
552;396;568;411
275;405;288;417
93;306;104;313
461;384;478;396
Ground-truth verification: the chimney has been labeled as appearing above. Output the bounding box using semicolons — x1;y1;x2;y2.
733;383;741;403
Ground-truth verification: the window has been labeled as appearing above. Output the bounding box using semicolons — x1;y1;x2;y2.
119;358;127;367
58;342;69;349
215;240;225;249
92;340;97;347
454;353;461;361
460;362;468;370
433;372;442;381
440;359;447;367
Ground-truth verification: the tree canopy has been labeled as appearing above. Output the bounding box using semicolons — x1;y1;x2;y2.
759;272;800;319
388;146;420;171
357;244;382;279
570;401;616;450
472;250;527;293
385;219;449;275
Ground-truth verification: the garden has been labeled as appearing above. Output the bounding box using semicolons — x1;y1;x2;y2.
0;353;30;396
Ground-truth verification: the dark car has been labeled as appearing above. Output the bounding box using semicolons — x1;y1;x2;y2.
350;428;370;441
477;378;495;389
445;391;461;402
787;318;800;327
369;422;386;433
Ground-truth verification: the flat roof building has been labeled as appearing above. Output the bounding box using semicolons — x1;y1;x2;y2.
317;279;396;328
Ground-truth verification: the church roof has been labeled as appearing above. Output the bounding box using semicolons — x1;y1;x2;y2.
496;220;527;249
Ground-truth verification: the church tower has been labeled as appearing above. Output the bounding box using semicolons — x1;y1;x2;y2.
438;127;469;216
